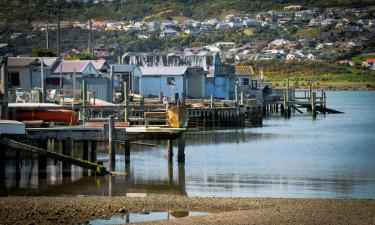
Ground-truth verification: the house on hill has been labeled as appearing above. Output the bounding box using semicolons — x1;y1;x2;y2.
362;59;375;70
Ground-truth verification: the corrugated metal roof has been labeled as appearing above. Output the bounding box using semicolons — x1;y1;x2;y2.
140;66;188;76
38;57;59;67
235;66;254;75
52;60;91;74
112;64;137;72
84;59;107;70
8;57;37;67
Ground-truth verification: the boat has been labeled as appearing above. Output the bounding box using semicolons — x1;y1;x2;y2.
167;105;188;128
0;120;26;135
8;103;78;125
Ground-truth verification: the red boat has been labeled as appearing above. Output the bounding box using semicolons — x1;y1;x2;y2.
8;103;78;125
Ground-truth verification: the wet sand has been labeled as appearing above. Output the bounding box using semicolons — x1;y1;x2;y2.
0;196;374;225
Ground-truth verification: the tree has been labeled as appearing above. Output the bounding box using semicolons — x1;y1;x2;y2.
31;48;56;57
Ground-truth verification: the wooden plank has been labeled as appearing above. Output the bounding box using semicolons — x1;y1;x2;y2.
144;112;167;118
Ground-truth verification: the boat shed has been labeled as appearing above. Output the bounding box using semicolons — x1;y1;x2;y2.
51;60;112;102
111;64;141;94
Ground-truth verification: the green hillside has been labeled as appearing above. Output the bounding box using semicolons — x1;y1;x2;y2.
1;0;374;22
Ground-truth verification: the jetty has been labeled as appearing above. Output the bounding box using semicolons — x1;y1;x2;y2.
1;56;343;183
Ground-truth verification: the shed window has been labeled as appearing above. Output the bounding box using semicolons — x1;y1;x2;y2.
9;72;20;86
241;78;250;86
167;77;175;85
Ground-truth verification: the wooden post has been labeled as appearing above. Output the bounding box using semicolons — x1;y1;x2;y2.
286;78;289;102
82;141;89;161
40;58;46;102
178;163;185;192
159;92;163;102
0;145;5;194
108;115;116;171
323;91;327;109
168;161;173;186
61;139;73;177
0;57;9;119
82;80;88;124
124;81;129;122
312;92;317;119
167;139;173;163
82;140;89;176
15;149;20;181
177;134;185;163
90;141;97;163
235;82;239;104
38;140;48;179
283;93;288;118
72;68;76;119
240;91;244;106
124;140;130;164
110;65;114;102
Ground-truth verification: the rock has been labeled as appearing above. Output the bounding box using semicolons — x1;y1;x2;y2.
140;209;150;214
118;207;127;213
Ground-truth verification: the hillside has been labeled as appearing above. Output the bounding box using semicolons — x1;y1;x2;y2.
1;0;374;22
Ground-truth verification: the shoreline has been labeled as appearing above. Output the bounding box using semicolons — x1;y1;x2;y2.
1;196;374;225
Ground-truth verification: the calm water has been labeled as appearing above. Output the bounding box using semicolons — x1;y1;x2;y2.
2;91;375;199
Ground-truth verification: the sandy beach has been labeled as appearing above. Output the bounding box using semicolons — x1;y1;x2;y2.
0;196;374;225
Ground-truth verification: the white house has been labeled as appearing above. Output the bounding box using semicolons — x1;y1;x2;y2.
160;29;178;37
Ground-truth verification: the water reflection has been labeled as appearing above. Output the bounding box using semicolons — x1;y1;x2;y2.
1;145;186;197
1;91;375;199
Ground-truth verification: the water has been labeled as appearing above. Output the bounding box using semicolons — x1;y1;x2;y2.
2;91;375;199
86;211;207;225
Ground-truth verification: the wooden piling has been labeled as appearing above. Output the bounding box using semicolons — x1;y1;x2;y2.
61;139;73;177
82;140;89;176
167;139;173;163
38;140;48;178
90;141;97;163
82;140;89;161
108;115;116;171
124;140;130;164
177;133;185;163
283;93;288;118
312;92;317;119
168;161;173;186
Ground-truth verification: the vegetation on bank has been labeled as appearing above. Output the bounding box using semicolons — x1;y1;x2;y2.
240;60;375;89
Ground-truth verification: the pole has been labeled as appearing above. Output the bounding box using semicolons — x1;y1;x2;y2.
59;63;63;93
88;19;92;56
82;80;88;124
46;24;49;49
311;92;316;119
108;115;116;171
56;0;61;57
124;81;129;122
40;59;46;102
110;65;114;102
72;68;76;118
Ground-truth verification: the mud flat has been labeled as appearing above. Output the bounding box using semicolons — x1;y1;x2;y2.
0;196;374;225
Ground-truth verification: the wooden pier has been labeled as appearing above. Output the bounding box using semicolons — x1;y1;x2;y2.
262;80;342;119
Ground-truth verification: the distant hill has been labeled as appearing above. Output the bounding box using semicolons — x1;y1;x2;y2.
1;0;374;22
